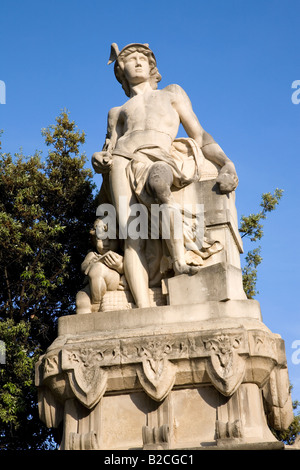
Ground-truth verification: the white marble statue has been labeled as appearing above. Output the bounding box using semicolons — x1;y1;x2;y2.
92;43;238;309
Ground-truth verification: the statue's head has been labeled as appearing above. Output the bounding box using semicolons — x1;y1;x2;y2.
108;43;162;97
90;218;118;254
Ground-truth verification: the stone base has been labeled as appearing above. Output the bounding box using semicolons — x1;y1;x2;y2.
35;300;294;450
51;384;283;450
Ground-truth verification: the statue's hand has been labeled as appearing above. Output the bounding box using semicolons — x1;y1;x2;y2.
92;151;113;174
103;252;123;273
216;162;238;193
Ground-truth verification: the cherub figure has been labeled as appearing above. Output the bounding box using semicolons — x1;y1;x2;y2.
76;218;125;314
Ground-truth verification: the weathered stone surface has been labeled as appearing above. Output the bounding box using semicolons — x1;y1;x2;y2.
58;300;263;338
36;302;294;449
163;262;246;304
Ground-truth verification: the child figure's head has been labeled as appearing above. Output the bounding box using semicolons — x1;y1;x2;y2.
90;218;119;254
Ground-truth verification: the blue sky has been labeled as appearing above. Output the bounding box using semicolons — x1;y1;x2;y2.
1;0;300;402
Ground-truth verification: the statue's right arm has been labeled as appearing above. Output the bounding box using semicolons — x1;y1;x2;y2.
92;106;122;174
170;85;238;193
103;106;122;152
81;252;97;274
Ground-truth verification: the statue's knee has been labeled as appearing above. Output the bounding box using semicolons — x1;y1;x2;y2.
89;263;105;278
76;288;92;314
147;163;173;201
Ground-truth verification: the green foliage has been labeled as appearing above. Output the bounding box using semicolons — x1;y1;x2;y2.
239;189;284;242
0;319;52;449
240;191;300;444
241;247;262;300
239;189;283;298
0;320;33;426
0;111;96;327
0;111;96;449
271;399;300;445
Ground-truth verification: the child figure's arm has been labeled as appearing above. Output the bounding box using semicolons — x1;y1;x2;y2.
81;251;101;275
102;251;124;274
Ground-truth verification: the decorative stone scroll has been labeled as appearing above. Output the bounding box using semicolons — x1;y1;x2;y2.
142;424;170;450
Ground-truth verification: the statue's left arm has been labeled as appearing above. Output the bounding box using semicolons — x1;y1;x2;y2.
171;85;238;193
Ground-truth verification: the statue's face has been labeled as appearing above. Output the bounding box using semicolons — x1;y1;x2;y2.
94;220;118;254
96;237;119;255
122;51;150;85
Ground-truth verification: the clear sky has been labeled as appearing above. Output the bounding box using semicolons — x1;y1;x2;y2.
1;0;300;402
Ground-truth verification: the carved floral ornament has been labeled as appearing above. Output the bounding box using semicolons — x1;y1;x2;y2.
38;329;281;407
135;340;176;402
61;348;108;409
202;334;247;396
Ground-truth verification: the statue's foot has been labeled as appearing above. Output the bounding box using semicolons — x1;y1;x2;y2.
174;261;200;276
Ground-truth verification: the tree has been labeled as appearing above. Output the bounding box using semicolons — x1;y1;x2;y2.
0;319;52;449
0;111;96;449
239;189;283;299
239;189;300;444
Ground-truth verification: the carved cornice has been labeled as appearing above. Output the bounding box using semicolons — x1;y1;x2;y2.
36;327;282;407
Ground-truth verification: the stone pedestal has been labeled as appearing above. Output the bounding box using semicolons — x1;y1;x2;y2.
35;301;293;450
35;178;294;450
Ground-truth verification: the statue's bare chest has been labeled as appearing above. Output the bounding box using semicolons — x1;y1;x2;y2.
119;90;177;131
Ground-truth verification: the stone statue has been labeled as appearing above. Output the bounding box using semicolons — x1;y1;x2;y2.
91;42;238;309
76;218;126;314
36;42;294;451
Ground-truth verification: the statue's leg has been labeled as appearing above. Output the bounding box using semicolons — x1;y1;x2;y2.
124;237;151;308
76;285;92;314
109;156;151;308
147;162;199;276
88;264;107;305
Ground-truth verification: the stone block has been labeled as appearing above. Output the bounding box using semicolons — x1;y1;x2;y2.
172;179;243;272
173;179;243;247
57;300;263;338
163;262;246;305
